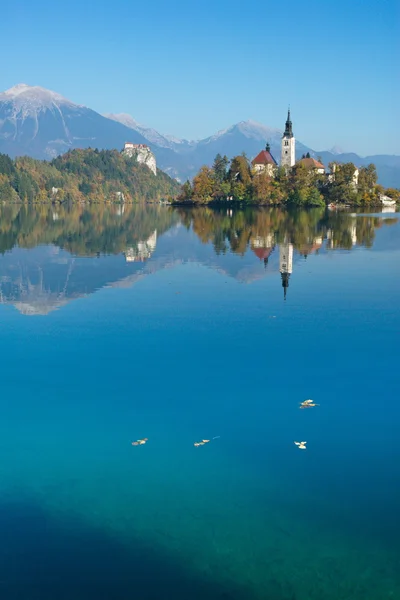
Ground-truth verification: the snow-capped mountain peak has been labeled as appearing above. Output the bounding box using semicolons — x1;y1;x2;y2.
204;120;282;144
0;84;78;113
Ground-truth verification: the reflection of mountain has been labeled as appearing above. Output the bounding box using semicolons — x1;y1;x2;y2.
0;205;397;314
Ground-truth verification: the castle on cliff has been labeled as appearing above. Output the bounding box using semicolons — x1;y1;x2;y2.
122;142;157;176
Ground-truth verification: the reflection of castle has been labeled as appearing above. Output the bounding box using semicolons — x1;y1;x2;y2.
124;230;157;263
279;242;293;300
250;233;275;267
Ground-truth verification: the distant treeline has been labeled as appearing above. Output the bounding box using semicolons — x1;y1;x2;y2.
176;154;400;206
0;149;180;203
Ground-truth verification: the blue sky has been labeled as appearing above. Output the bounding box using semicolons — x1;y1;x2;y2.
2;0;398;155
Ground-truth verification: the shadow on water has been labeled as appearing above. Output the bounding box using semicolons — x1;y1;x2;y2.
0;497;276;600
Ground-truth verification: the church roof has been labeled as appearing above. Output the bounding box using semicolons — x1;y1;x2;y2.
252;150;277;166
297;157;325;170
297;241;323;256
252;247;273;261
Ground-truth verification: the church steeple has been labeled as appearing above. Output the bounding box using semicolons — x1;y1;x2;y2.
281;108;296;169
283;108;293;138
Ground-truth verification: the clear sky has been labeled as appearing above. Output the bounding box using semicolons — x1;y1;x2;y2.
1;0;399;155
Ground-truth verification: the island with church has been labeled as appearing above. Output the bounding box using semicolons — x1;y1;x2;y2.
176;110;398;207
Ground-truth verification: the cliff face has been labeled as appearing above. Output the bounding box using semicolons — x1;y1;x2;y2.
122;144;157;176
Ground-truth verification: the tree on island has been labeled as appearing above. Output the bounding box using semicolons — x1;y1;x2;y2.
176;153;392;207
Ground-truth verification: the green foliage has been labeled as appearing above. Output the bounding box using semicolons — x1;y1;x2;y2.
177;154;388;207
213;154;229;183
175;206;391;256
0;153;15;177
0;203;179;256
0;149;180;204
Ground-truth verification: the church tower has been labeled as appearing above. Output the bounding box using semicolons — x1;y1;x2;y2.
279;242;293;300
281;109;295;169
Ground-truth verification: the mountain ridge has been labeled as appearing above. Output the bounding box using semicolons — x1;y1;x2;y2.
1;84;398;187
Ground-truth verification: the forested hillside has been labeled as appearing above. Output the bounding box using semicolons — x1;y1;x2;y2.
0;149;180;203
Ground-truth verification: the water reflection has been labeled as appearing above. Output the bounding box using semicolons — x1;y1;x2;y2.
279;242;293;300
0;204;397;314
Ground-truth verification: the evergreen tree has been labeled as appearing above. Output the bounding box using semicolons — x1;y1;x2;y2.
212;154;229;183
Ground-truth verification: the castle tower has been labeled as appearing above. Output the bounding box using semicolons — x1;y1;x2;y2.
281;109;295;169
279;242;293;300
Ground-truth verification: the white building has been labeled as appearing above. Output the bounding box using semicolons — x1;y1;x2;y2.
281;109;296;169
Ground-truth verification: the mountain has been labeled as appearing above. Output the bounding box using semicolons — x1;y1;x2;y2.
183;120;311;175
0;84;153;159
115;115;400;187
0;84;398;188
104;113;195;152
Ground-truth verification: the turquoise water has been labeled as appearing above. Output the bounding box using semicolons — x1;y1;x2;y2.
0;205;399;599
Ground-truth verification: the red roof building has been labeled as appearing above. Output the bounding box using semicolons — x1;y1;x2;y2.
296;157;325;172
252;143;278;176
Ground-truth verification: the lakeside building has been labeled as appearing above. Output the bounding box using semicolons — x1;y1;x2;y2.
296;156;325;174
251;144;278;176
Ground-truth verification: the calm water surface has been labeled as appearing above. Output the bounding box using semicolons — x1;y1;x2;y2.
0;204;399;600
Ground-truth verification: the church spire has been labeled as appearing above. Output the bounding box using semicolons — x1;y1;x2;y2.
283;107;293;138
281;272;290;300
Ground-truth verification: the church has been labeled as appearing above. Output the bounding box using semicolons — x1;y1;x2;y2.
251;110;326;175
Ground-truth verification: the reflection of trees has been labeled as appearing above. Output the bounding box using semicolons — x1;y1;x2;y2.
0;205;396;259
177;207;397;255
0;204;179;256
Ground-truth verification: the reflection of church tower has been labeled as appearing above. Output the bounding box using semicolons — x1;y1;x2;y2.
279;242;293;300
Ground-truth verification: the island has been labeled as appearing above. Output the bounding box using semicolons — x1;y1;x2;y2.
175;112;398;207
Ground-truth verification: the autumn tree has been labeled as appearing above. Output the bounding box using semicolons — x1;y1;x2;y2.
192;166;214;203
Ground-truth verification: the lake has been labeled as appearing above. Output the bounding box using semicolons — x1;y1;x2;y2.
0;203;399;600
